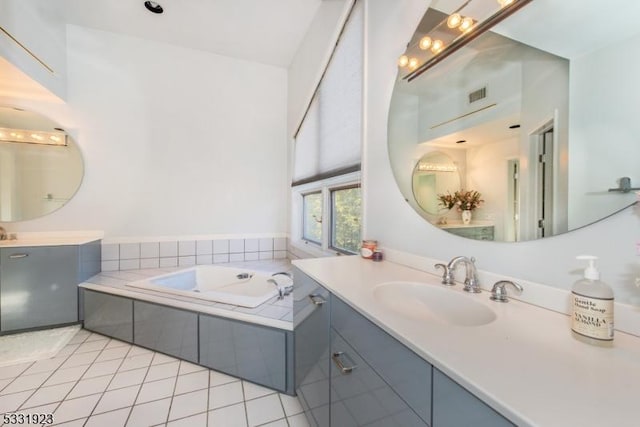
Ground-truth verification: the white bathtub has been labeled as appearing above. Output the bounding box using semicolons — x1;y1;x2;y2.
126;266;285;308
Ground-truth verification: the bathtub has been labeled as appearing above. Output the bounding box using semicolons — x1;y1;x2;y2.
126;266;286;308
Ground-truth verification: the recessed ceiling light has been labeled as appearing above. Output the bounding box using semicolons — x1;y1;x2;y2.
455;140;466;144
509;124;521;129
144;1;164;14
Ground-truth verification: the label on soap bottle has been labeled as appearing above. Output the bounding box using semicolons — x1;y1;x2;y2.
571;292;614;341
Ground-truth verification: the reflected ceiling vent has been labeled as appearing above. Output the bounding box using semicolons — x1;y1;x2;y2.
468;87;487;103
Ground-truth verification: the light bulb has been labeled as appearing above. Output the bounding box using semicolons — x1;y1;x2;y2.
497;0;515;6
431;40;444;54
398;55;409;67
459;17;474;32
408;57;419;70
419;36;433;50
447;13;462;29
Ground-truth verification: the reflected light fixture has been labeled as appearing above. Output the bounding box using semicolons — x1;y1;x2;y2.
0;126;67;146
398;0;532;80
419;36;433;50
417;162;458;172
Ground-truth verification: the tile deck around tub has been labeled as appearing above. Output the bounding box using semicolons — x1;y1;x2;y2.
0;329;309;427
79;260;300;329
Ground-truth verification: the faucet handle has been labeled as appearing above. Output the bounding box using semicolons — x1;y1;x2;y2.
435;263;455;286
490;280;523;303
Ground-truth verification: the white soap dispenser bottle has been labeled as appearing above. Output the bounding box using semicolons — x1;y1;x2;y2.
571;255;614;346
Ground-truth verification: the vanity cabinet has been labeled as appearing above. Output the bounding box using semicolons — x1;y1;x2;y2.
432;369;514;427
293;267;514;427
444;225;494;241
0;241;100;333
133;301;198;363
293;267;331;427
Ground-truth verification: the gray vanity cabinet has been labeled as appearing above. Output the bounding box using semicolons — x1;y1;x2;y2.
133;301;198;362
432;369;515;427
331;295;431;426
1;246;79;332
293;267;331;427
199;313;290;393
83;290;133;343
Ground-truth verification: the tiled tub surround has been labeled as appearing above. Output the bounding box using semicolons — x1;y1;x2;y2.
80;260;294;330
0;328;309;427
101;237;288;272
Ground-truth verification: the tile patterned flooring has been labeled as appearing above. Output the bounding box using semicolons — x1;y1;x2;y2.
0;329;310;427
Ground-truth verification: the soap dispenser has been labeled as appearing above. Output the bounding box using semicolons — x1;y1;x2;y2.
571;256;614;346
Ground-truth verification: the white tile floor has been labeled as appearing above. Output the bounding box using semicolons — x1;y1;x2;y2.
0;329;310;427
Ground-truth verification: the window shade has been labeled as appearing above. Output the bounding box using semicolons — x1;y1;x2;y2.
292;1;363;186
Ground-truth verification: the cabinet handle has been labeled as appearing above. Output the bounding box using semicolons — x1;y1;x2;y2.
308;294;327;306
332;351;357;374
8;253;29;259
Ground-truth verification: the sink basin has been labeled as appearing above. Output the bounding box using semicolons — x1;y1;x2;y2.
373;282;496;327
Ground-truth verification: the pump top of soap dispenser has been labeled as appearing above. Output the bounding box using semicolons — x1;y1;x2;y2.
576;255;600;280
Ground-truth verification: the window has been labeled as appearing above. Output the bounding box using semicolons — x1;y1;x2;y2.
303;192;323;244
290;2;363;256
294;173;362;255
331;186;361;253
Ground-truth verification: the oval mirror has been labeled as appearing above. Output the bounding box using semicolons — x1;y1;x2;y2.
0;106;84;222
388;0;639;242
412;151;461;216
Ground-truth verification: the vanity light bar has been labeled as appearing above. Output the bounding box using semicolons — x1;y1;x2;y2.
0;127;67;146
417;163;458;172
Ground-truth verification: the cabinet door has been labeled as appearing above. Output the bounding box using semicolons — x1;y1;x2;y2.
331;330;428;427
432;369;514;427
1;246;79;332
293;268;331;427
331;296;432;424
134;301;198;362
83;290;133;343
200;314;287;392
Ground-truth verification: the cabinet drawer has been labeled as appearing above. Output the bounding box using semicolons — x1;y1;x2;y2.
331;330;427;427
331;296;432;424
133;301;198;362
433;369;514;427
199;313;288;392
83;290;133;342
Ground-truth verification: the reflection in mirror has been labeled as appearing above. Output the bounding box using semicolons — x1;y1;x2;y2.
0;107;83;222
412;152;460;216
388;0;639;242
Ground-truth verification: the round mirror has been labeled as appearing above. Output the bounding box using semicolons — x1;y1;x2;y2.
0;107;84;222
388;0;639;242
412;152;460;215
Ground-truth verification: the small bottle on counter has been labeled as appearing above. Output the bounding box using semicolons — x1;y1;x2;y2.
360;240;377;259
372;249;384;262
571;255;614;347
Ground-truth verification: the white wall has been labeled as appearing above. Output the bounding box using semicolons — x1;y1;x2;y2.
364;0;640;304
1;25;288;238
568;33;640;229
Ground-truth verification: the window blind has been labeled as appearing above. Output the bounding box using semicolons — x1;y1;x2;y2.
292;1;363;186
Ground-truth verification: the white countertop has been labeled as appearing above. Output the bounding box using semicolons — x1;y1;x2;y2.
0;231;103;247
292;256;640;427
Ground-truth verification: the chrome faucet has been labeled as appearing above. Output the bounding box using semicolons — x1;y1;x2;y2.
268;271;294;299
447;256;481;293
435;263;455;286
0;226;6;241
